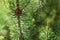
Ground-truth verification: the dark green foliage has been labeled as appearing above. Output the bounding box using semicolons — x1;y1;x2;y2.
0;0;60;40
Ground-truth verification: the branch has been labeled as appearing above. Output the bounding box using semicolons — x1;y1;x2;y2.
22;0;30;9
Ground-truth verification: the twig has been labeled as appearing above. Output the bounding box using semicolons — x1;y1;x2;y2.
22;0;30;9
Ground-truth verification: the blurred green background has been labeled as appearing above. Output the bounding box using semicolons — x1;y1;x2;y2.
0;0;60;40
